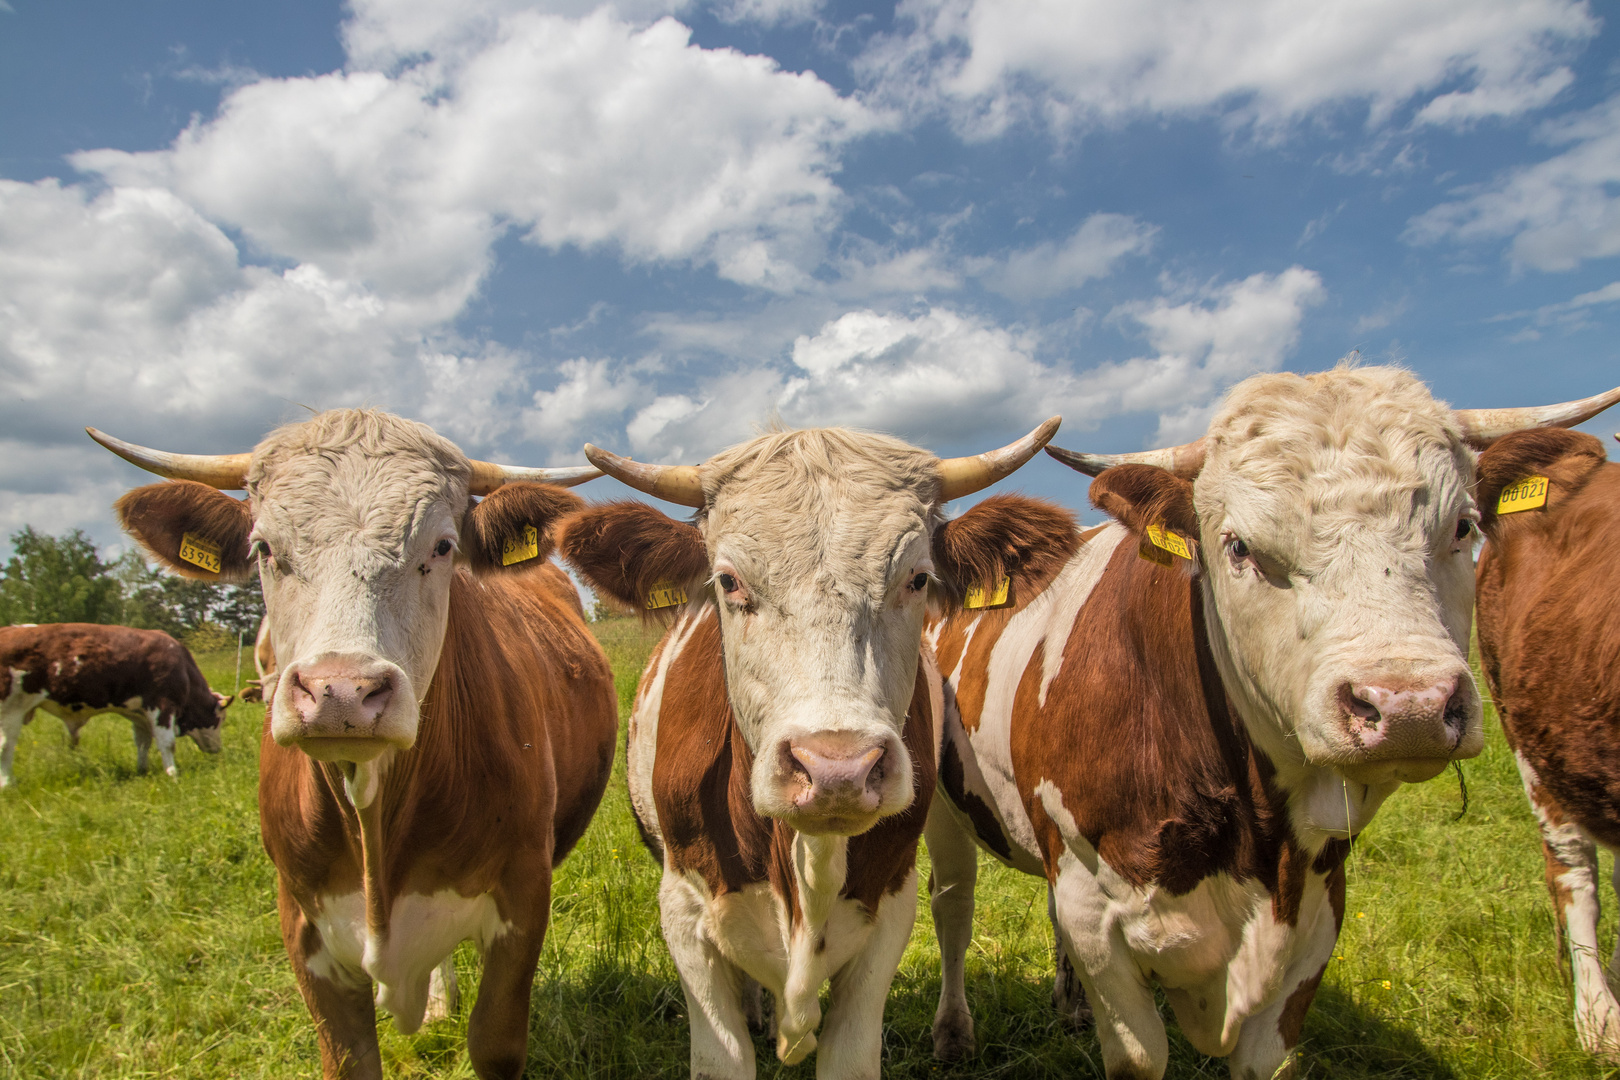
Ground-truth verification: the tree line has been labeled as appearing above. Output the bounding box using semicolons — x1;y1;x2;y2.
0;527;263;651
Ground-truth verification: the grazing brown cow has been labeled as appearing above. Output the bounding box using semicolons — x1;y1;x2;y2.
1475;426;1620;1059
558;420;1061;1080
925;367;1620;1080
0;622;228;787
92;411;617;1080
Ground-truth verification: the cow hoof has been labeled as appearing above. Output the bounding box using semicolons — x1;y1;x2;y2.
932;1008;975;1061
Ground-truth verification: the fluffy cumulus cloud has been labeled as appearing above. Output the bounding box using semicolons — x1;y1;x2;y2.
861;0;1597;137
1406;94;1620;272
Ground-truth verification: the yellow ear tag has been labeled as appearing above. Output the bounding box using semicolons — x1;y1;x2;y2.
1497;475;1549;515
646;581;689;610
1145;522;1192;560
963;576;1011;610
177;533;222;574
500;524;540;566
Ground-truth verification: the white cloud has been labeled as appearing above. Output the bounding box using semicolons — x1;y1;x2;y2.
978;213;1157;299
1405;94;1620;272
861;0;1595;138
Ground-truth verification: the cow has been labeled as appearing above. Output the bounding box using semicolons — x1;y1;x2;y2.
923;366;1620;1080
1474;425;1620;1060
556;418;1060;1080
0;622;228;787
89;410;619;1080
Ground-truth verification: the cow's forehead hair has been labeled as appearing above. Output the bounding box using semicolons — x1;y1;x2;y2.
1195;365;1473;562
699;427;942;594
245;409;471;563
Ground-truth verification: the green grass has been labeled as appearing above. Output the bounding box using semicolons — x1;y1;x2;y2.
1;620;1616;1078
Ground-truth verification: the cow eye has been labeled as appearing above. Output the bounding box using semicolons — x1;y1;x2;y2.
434;538;453;557
909;572;930;592
1454;519;1473;542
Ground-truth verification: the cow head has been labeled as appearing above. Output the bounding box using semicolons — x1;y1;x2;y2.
93;412;598;787
1051;367;1619;813
560;419;1059;837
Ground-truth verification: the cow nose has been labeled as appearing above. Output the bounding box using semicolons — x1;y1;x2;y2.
1338;675;1463;745
288;667;396;729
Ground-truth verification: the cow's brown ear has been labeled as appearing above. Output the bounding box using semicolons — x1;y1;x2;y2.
462;482;585;574
555;501;709;621
1476;428;1608;532
932;494;1079;608
115;481;254;582
1088;463;1199;552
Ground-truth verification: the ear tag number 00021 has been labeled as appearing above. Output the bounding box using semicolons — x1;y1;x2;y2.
178;532;222;574
1496;475;1549;515
501;524;540;566
1139;522;1191;566
963;576;1011;610
646;581;689;610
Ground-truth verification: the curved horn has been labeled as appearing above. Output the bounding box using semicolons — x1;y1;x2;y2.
468;459;601;496
583;444;705;507
86;427;250;490
1454;384;1620;448
938;417;1062;500
1045;437;1207;479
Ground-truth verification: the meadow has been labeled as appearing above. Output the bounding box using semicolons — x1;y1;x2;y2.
1;617;1616;1079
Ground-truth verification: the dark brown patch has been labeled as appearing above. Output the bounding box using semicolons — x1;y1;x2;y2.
115;481;254;582
462;482;586;573
556;501;710;622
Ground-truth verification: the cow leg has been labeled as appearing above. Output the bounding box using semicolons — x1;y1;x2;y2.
818;869;919;1080
660;869;755;1080
1052;863;1168;1080
1049;884;1092;1029
423;957;459;1023
924;798;977;1060
278;880;382;1080
1519;752;1620;1058
466;918;547;1080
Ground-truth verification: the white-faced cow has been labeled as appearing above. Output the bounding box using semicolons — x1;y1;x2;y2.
0;622;228;787
91;411;619;1080
557;419;1058;1080
1475;425;1620;1059
924;366;1620;1080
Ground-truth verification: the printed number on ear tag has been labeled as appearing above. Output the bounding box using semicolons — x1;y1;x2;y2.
963;577;1011;610
178;533;222;574
1496;475;1549;515
646;581;689;610
1139;522;1191;566
501;525;540;566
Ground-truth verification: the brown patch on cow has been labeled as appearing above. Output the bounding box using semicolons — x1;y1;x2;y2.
1475;428;1606;531
462;482;585;573
1087;465;1199;557
556;501;710;622
1002;538;1309;916
116;480;255;582
648;612;933;922
1476;442;1620;853
1276;961;1329;1049
932;495;1079;609
0;623;224;735
258;562;618;937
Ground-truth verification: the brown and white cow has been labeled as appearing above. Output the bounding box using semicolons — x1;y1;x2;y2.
1475;426;1620;1059
557;419;1059;1080
0;622;228;786
925;366;1620;1080
91;411;618;1080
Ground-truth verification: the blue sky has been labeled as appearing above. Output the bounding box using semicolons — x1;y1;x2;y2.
3;0;1619;549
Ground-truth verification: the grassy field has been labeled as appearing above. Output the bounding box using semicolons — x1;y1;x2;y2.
1;617;1617;1078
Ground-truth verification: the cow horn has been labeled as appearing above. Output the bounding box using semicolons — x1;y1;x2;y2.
87;428;251;490
583;444;705;507
938;416;1063;499
1454;384;1620;448
467;460;601;496
1045;437;1207;479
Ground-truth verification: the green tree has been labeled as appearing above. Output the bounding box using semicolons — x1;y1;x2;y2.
0;527;126;626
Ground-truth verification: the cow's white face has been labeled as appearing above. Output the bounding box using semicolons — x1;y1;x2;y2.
699;430;939;836
248;414;470;765
1193;369;1484;792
